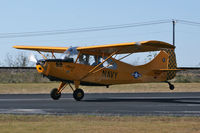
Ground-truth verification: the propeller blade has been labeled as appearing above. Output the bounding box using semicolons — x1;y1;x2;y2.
28;53;37;63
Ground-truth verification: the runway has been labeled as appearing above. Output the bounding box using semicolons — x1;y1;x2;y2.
0;92;200;116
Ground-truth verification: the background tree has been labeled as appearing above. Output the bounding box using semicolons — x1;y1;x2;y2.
5;52;32;67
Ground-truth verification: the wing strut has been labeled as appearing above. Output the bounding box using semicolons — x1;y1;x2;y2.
51;51;56;59
92;53;133;74
37;50;57;59
75;52;81;64
80;50;118;80
117;53;133;61
37;51;47;59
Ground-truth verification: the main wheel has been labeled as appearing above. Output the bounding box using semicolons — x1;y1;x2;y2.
73;88;84;101
50;88;61;100
169;84;175;90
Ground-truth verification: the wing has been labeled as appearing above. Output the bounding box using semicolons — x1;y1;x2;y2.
77;40;175;55
13;46;68;53
13;40;175;55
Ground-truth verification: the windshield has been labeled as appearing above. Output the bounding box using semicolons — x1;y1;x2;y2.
62;47;78;61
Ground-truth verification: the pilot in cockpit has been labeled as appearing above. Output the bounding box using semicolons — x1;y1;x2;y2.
62;47;78;63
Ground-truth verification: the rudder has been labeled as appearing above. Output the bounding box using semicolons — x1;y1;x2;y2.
164;49;177;80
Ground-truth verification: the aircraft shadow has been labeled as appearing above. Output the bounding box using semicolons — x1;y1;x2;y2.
83;98;200;104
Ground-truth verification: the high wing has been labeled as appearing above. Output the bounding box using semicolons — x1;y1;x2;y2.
77;40;175;55
13;46;69;53
13;40;175;55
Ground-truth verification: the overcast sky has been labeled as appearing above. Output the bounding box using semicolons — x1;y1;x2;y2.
0;0;200;66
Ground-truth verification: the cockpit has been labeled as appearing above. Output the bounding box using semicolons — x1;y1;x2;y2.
62;47;117;70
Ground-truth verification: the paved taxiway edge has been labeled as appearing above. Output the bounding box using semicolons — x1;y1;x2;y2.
0;92;200;116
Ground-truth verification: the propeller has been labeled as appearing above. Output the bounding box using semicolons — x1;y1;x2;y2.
28;53;37;63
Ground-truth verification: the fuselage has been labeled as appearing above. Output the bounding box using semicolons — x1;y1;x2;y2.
36;50;172;86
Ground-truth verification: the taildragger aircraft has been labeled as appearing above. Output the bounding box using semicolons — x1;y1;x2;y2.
13;40;182;101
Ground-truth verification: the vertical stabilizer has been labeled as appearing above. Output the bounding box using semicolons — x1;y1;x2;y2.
164;49;177;80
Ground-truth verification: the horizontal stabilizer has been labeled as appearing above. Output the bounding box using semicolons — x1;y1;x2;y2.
154;69;183;72
177;67;200;70
155;67;200;72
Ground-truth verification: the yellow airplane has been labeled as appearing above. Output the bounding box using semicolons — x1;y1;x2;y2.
13;40;180;101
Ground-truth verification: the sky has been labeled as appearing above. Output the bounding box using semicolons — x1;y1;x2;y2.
0;0;200;66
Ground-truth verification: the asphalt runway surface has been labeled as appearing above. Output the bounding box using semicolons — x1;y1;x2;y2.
0;92;200;116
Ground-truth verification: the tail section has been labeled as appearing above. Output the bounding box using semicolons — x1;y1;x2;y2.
164;49;177;80
144;48;177;81
144;50;169;70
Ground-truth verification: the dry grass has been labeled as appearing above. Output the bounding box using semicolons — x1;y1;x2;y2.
84;83;200;93
0;83;58;94
0;83;200;94
0;115;199;133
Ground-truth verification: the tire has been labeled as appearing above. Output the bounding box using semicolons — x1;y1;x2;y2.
169;84;175;90
50;88;61;100
73;88;84;101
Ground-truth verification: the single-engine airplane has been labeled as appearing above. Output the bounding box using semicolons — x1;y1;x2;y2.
13;40;181;101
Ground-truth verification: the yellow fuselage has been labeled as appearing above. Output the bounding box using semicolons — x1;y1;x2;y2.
36;50;173;86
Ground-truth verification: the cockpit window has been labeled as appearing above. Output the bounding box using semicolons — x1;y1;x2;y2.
62;47;78;62
78;54;90;65
104;58;117;69
61;47;117;69
77;54;117;69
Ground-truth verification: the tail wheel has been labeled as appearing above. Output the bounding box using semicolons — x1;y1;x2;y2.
50;88;61;100
169;84;175;90
165;81;175;90
73;88;84;101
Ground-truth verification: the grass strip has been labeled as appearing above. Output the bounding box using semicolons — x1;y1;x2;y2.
0;115;199;133
0;83;200;94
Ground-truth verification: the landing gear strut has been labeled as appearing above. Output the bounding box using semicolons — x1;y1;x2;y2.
50;81;85;101
166;81;175;90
